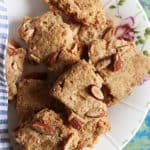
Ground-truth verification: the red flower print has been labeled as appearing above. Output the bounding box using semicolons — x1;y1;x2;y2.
115;17;135;42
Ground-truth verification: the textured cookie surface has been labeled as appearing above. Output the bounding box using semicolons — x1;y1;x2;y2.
50;60;105;118
50;60;110;148
15;109;79;150
44;0;106;26
16;79;51;119
18;12;76;63
79;19;115;45
89;39;150;106
6;43;26;100
48;45;81;82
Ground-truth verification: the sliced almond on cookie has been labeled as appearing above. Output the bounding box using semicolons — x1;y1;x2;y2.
96;58;111;71
69;113;85;130
90;85;104;100
113;53;122;71
69;117;83;130
47;51;60;67
32;121;55;135
102;27;115;42
85;108;106;118
62;133;74;150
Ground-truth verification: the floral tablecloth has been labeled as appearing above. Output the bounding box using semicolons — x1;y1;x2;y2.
124;1;150;150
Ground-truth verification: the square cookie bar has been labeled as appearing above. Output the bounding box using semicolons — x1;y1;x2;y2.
50;60;105;119
89;39;150;106
16;79;51;119
18;12;77;63
6;42;26;100
15;109;79;150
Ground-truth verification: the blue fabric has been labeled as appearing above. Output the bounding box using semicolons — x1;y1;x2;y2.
0;0;10;149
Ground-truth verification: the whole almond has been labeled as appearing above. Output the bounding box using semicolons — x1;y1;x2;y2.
90;85;104;100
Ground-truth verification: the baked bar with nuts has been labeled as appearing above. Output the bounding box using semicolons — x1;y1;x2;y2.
6;42;26;100
50;60;110;148
15;109;79;150
89;39;150;106
18;12;77;63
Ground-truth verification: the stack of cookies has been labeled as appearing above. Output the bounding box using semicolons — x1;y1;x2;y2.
6;0;150;150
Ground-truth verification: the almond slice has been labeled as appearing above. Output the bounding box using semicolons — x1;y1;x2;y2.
8;48;17;56
85;108;106;118
47;51;60;67
102;27;115;42
113;53;122;71
90;85;104;100
32;121;55;135
96;58;111;71
62;133;74;150
69;117;83;130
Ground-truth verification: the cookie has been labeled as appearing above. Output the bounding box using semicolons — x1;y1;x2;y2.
15;109;79;150
50;60;105;118
16;79;51;119
18;12;77;63
89;39;150;106
44;0;106;26
50;60;110;147
6;42;26;100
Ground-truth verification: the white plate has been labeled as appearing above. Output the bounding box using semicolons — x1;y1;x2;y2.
7;0;150;149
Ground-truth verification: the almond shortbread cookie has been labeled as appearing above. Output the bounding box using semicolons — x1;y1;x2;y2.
16;79;51;119
15;109;79;150
44;0;106;26
89;39;150;106
18;12;77;63
50;60;104;118
50;60;110;147
6;42;26;100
